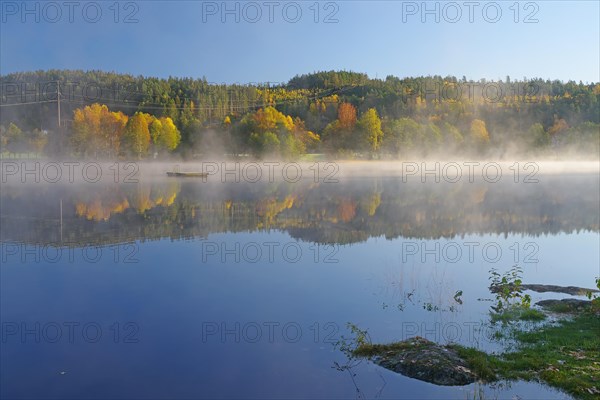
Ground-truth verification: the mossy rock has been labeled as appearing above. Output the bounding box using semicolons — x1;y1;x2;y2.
356;336;478;386
490;284;598;296
536;298;592;313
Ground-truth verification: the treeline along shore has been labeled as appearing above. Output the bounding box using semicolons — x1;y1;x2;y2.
1;70;599;159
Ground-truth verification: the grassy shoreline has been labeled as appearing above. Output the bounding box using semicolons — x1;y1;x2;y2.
352;304;599;399
453;312;600;400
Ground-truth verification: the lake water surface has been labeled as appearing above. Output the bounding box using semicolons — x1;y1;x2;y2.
1;162;598;399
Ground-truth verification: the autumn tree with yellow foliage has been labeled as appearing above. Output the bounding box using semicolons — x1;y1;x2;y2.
239;106;319;158
150;116;181;154
469;119;490;150
5;70;599;159
122;112;151;159
70;104;181;159
71;103;128;158
357;108;384;154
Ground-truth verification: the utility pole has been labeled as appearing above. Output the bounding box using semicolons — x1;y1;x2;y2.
57;81;61;128
60;198;63;243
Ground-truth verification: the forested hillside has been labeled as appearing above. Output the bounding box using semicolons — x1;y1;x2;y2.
1;70;598;158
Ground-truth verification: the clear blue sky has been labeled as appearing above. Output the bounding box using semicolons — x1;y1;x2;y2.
1;1;599;83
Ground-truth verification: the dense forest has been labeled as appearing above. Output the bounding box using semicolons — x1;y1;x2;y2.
1;70;599;159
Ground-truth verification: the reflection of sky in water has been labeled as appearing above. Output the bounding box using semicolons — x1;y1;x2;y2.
3;229;595;398
2;175;597;399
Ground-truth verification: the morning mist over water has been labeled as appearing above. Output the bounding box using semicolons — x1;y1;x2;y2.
1;1;599;399
2;160;599;399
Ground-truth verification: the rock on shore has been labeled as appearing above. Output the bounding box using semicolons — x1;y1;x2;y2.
368;337;478;386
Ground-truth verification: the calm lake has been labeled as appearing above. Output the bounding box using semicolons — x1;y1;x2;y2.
1;161;598;399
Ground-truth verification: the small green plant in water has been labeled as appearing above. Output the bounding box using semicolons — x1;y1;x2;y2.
585;277;600;313
423;302;440;312
346;277;600;399
489;266;538;323
334;323;371;360
453;290;463;305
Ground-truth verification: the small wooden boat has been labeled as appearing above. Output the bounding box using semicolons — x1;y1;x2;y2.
166;171;209;178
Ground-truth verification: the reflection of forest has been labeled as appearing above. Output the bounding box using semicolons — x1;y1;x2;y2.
1;175;598;246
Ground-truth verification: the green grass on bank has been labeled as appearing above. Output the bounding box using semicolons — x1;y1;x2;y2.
354;312;599;399
454;313;599;400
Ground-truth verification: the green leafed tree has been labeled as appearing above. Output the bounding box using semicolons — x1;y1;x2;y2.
281;132;306;159
414;123;442;154
528;123;549;149
382;118;420;155
28;128;48;154
5;122;26;154
441;122;464;147
249;131;280;155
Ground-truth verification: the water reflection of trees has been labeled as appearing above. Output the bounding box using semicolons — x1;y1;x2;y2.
1;175;598;246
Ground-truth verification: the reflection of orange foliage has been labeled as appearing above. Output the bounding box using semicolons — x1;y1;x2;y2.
150;182;179;207
113;199;130;213
256;195;296;224
338;198;357;222
362;193;381;216
75;198;130;221
164;192;177;206
75;202;87;216
469;187;488;204
153;192;177;207
135;197;153;213
73;183;179;221
415;211;425;224
86;201;106;220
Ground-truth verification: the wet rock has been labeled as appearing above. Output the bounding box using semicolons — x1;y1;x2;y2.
369;337;477;386
490;284;598;296
536;298;592;312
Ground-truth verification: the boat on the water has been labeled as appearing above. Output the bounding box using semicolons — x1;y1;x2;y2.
166;172;209;178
